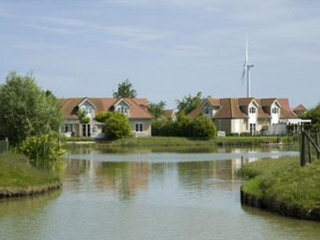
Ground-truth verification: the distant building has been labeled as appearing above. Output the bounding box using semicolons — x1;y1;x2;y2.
293;104;307;116
188;97;310;135
162;109;177;121
58;97;153;138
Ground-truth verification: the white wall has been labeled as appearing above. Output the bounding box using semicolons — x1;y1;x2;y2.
270;102;280;125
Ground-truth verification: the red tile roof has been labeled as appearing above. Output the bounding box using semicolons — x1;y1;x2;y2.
58;97;153;120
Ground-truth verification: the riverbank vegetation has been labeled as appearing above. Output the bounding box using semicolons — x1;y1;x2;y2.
239;157;320;209
0;72;65;198
0;152;61;198
152;112;216;139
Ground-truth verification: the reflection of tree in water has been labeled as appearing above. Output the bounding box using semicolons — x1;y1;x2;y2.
177;160;233;191
96;162;151;201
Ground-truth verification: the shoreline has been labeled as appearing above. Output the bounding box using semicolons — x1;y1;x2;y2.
0;183;62;199
240;188;320;221
65;136;298;147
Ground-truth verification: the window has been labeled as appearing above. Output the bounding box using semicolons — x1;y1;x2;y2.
203;107;210;115
272;107;278;114
82;124;91;137
117;106;128;115
65;124;73;133
249;107;256;114
250;123;256;135
135;123;143;132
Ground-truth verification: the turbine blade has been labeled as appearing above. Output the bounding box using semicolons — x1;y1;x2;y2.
241;67;245;85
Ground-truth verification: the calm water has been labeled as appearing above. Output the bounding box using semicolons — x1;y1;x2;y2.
1;146;320;240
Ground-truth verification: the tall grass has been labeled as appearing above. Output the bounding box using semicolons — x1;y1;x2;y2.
0;152;61;193
239;157;320;209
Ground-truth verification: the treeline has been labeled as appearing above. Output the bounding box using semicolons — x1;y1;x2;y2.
152;112;216;140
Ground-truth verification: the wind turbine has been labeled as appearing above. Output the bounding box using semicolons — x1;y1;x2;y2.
241;36;254;98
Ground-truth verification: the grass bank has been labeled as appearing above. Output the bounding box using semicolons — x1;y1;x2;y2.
0;152;61;198
239;157;320;220
66;135;298;147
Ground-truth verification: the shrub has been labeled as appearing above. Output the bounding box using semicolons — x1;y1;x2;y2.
187;115;216;139
0;72;63;145
152;113;216;140
104;112;131;140
20;134;66;163
77;109;91;124
95;111;112;123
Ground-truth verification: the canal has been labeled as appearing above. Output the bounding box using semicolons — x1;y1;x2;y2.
1;146;320;240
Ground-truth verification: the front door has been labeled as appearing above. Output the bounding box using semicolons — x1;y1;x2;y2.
82;124;91;137
250;123;256;135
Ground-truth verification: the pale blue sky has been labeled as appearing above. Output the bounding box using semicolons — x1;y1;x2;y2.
0;0;319;109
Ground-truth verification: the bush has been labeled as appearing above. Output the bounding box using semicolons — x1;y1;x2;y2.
104;112;131;140
20;134;66;163
187;115;216;139
152;113;216;140
0;72;63;145
95;111;112;123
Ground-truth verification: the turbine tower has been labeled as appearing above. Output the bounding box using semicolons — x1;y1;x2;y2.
241;36;254;98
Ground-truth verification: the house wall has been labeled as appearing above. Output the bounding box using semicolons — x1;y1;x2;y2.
270;102;280;125
231;119;244;133
248;102;257;132
257;118;270;132
130;119;152;137
214;119;232;133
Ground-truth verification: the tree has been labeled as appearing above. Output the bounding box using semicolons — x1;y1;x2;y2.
104;112;131;139
176;91;203;114
187;115;216;139
302;103;320;130
0;72;63;145
113;79;137;98
95;111;112;123
147;101;166;119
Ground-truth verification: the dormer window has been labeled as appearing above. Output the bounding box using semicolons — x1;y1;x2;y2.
117;106;128;115
249;107;256;114
203;106;210;114
272;107;278;114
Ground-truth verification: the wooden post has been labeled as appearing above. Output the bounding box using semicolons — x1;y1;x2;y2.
301;131;306;166
316;132;320;159
308;137;312;163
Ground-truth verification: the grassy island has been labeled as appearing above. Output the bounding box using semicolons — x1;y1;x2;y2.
0;152;61;198
239;157;320;220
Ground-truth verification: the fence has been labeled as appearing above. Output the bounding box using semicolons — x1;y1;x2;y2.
0;138;9;153
300;131;320;166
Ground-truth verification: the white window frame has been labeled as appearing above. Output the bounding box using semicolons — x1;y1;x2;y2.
272;107;278;114
135;122;143;132
249;107;256;114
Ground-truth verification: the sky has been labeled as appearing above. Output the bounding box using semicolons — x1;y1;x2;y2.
0;0;319;109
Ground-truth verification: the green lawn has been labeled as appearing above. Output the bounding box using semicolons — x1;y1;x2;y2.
0;152;61;195
239;157;320;209
66;135;298;147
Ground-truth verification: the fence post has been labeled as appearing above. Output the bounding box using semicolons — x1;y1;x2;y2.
301;131;306;166
316;132;320;159
308;136;312;163
5;137;8;151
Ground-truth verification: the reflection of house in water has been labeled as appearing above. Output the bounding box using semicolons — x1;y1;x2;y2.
66;160;151;200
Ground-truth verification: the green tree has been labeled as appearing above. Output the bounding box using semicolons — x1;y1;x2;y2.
302;103;320;130
0;72;63;145
95;111;112;123
176;91;203;114
113;79;137;98
104;112;131;139
187;115;216;139
147;101;166;119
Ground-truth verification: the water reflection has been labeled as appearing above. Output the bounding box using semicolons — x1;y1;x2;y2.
2;147;319;240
